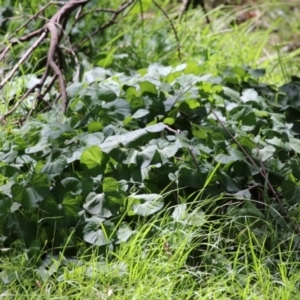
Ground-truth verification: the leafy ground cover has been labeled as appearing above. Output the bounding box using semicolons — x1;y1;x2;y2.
1;0;300;298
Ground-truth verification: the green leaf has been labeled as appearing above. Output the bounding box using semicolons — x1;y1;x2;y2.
41;150;67;175
40;193;81;227
0;197;13;218
163;117;175;125
281;180;300;205
139;81;157;95
184;210;206;226
149;139;178;164
97;87;117;102
258;145;276;161
186;99;200;109
237;136;256;149
32;173;50;196
254;109;269;117
223;87;240;102
102;177;126;207
124;150;139;165
80;146;109;169
120;129;146;147
192;124;213;139
11;184;43;209
172;204;206;226
179;167;207;189
132;109;149;119
247;68;265;78
269;203;289;230
228;200;265;227
103;99;130;119
229;106;256;131
172;204;187;221
84;67;109;83
100;136;121;153
83;218;114;246
280;81;300;102
83;192;112;218
109;147;138;165
164;96;177;111
88;122;103;133
265;136;290;151
241;89;259;103
232;67;247;78
103;177;120;193
145;123;165;133
290;159;300;180
101;123;166;150
138;145;157;169
79;132;105;146
215;148;246;164
25;142;50;154
0;149;18;163
218;171;241;193
10;184;23;203
130;194;164;216
61;177;82;196
175;133;190;147
289;137;300;153
116;222;136;243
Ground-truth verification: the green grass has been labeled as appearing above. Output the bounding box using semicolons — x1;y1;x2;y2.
98;0;300;85
1;208;300;299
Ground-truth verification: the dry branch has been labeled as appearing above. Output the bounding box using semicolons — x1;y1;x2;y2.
0;0;178;123
179;0;210;24
0;0;139;122
75;0;136;47
152;0;182;61
0;0;89;121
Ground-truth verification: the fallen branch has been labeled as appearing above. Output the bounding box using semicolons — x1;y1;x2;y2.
0;32;47;90
0;0;140;122
0;0;89;121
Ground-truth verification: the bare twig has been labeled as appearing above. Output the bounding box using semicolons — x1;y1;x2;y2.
211;110;300;234
0;85;38;122
76;0;136;47
165;125;181;134
0;0;141;121
179;0;210;24
15;3;52;34
61;45;80;82
0;32;47;90
152;0;182;61
74;7;119;23
0;28;44;61
46;22;67;112
0;0;89;120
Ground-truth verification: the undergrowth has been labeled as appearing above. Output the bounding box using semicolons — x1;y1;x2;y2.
1;208;300;299
1;0;300;299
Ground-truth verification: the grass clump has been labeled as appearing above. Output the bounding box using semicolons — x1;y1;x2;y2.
1;209;300;299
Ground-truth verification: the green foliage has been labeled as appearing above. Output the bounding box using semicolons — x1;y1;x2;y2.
2;3;300;298
1;61;300;261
